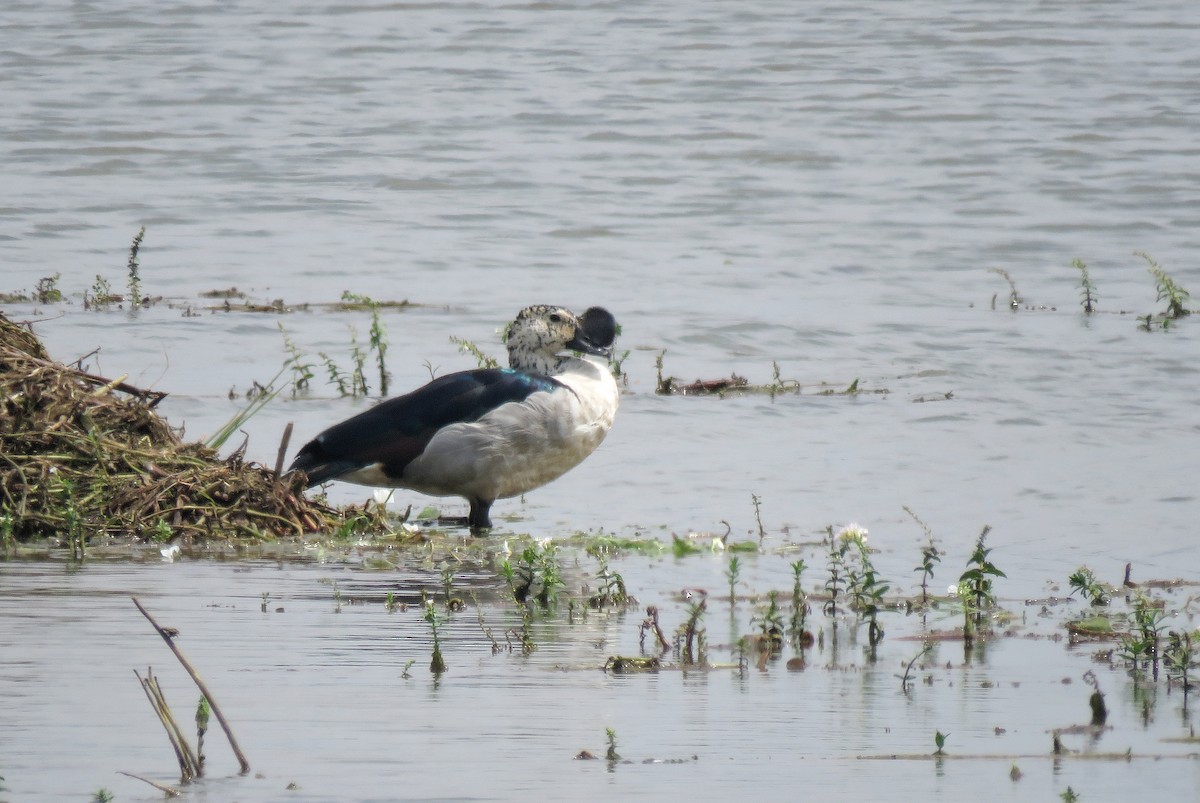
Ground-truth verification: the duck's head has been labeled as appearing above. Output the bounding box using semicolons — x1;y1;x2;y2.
505;305;617;372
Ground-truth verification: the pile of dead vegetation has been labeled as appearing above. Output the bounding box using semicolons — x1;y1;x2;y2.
0;311;346;543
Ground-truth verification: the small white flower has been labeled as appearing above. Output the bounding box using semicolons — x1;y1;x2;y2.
838;523;869;546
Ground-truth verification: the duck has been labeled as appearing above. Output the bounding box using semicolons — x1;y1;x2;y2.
288;305;620;531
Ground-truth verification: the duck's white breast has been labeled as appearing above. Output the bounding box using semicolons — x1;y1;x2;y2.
402;357;619;500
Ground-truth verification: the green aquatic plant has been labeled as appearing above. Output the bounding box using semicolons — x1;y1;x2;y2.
750;591;785;655
677;594;707;666
1118;589;1166;681
1073;258;1098;314
900;643;933;694
605;727;620;761
1068;566;1110;606
449;335;500;369
653;349;678;395
905;506;941;606
1;512;16;557
933;730;949;756
1164;630;1197;705
823;525;848;623
278;324;315;396
195;696;210;767
84;274;118;311
342;292;391;395
424;598;447;673
845;532;887;651
959;525;1004;641
725;556;741;607
440;561;456;606
588;553;630;609
1138;251;1190;319
127;226;146;310
206;363;289;449
51;475;86;560
502;541;565;609
789;559;810;641
751;493;766;545
150;519;173;544
35;273;63;304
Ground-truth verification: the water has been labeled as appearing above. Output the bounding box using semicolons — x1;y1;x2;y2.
3;0;1200;799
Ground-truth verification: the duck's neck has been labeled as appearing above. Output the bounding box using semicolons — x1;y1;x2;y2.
510;351;575;376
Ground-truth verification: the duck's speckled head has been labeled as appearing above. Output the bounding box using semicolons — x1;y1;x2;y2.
505;305;616;373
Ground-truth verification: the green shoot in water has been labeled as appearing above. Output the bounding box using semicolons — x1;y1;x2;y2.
127;226;145;310
959;525;1004;642
1073;258;1098;314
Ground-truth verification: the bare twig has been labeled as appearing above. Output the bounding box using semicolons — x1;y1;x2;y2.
273;422;294;480
116;771;181;796
131;596;251;774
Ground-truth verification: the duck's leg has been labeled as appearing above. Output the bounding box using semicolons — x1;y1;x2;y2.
467;497;494;532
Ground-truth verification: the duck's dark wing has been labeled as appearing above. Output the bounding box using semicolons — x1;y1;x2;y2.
289;367;562;488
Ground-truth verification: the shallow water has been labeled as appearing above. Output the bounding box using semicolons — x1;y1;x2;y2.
3;0;1200;799
2;552;1199;802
